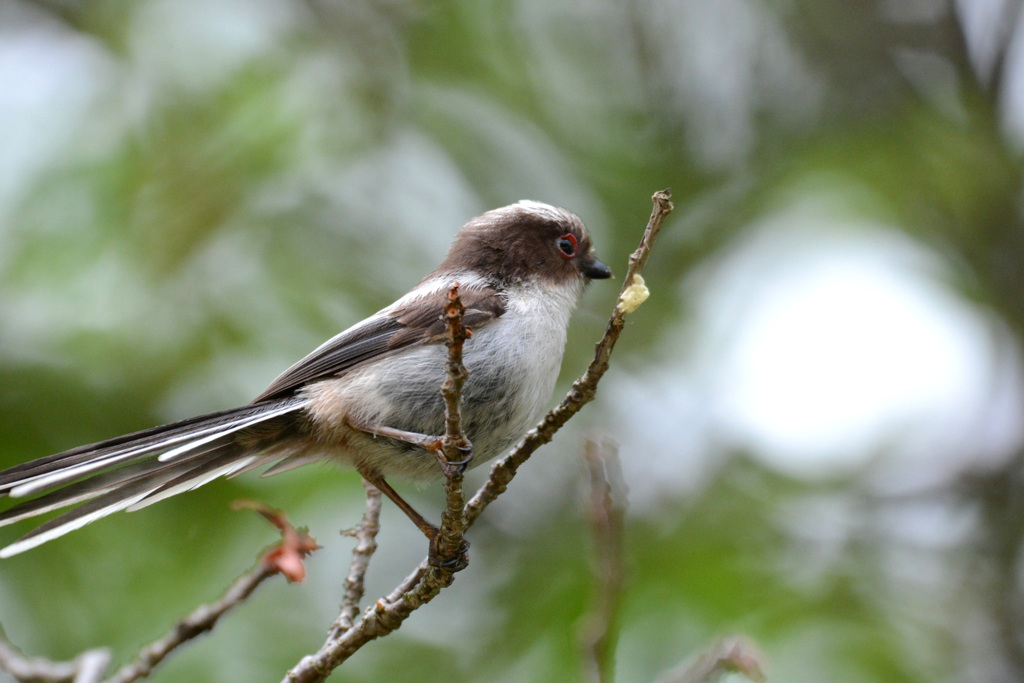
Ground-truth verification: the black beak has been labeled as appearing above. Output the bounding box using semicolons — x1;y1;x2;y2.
580;256;613;280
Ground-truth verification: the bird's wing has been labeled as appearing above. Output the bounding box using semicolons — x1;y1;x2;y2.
253;283;506;401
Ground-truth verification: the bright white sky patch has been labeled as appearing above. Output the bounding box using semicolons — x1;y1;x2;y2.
717;249;979;473
689;198;1023;480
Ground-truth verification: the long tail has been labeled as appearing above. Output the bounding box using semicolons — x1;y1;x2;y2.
0;397;307;557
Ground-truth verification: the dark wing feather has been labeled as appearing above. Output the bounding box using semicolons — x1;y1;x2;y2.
254;284;506;401
254;316;406;401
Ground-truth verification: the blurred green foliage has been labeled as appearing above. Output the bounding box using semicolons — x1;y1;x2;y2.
1;1;1023;681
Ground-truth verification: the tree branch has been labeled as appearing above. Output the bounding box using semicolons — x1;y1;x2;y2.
0;636;109;683
332;481;382;636
284;282;475;682
432;282;472;567
464;188;672;525
656;636;766;683
283;189;673;681
0;506;318;683
108;505;318;683
580;438;628;683
107;565;279;683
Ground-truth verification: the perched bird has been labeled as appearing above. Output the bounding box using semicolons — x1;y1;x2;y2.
0;201;612;559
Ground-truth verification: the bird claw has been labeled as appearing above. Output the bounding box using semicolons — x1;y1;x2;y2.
428;536;470;572
433;442;473;477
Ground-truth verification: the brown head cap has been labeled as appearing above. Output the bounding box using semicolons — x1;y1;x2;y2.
436;201;612;287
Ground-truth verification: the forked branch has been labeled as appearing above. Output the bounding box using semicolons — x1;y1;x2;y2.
284;189;673;682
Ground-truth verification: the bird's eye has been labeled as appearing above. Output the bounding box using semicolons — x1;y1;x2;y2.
556;233;577;259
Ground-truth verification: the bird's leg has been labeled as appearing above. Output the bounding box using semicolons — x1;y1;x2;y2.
358;468;470;571
345;418;473;477
348;415;471;569
357;469;438;539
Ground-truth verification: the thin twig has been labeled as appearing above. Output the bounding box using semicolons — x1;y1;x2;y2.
106;566;277;683
384;563;428;605
465;188;672;525
580;439;628;683
283;559;446;683
656;636;767;683
441;283;471;453
283;284;474;683
282;190;672;682
332;480;382;636
0;508;316;683
0;635;110;683
75;650;112;683
107;506;318;683
432;283;472;567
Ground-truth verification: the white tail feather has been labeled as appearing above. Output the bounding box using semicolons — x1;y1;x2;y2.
3;418;266;495
125;457;258;512
0;487;117;528
156;404;302;463
10;402;303;498
0;492;152;558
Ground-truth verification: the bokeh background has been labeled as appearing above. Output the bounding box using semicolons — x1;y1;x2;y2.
1;0;1023;681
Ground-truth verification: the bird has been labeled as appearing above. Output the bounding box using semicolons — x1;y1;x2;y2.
0;201;612;560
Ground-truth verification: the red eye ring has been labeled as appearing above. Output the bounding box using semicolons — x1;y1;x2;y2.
556;233;577;259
